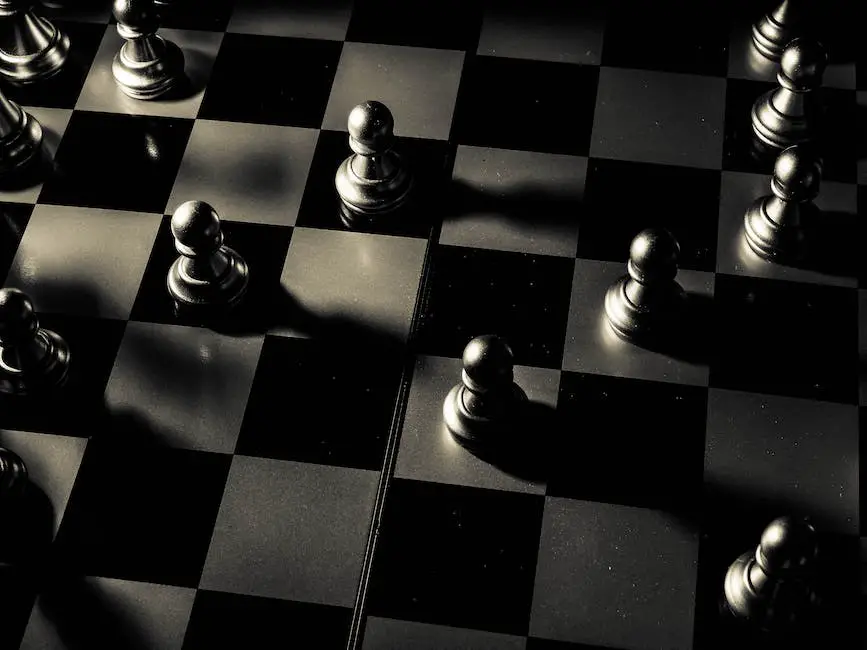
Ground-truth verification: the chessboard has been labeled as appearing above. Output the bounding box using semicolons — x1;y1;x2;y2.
0;0;862;649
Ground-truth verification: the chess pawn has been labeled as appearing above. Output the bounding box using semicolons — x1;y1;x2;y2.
751;0;802;62
723;516;820;632
0;288;70;395
167;200;249;313
0;84;43;175
0;446;27;501
604;228;686;343
744;145;821;262
442;335;528;448
0;0;69;83
751;39;827;150
335;101;413;227
111;0;185;100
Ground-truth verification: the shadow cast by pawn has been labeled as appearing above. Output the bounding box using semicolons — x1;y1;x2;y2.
630;290;715;367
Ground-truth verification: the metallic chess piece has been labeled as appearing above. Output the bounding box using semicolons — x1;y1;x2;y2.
0;287;70;395
751;39;827;150
0;446;28;500
723;516;820;631
604;228;686;344
112;0;185;100
443;335;528;448
335;101;413;227
0;84;42;175
0;0;69;84
744;145;821;262
167;200;249;313
751;0;802;62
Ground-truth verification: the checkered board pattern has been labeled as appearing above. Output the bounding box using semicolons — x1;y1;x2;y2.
0;0;862;648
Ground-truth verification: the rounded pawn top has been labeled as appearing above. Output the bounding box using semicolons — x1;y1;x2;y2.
113;0;159;30
780;39;828;87
627;228;680;284
348;100;394;154
171;200;222;252
462;335;514;389
0;287;38;345
772;145;822;200
757;516;818;575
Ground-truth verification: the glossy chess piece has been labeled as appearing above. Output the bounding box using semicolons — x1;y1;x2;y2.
751;39;827;150
604;228;686;344
723;516;820;632
0;287;70;395
744;145;821;262
112;0;185;100
335;100;413;227
0;446;27;500
167;200;249;313
0;0;69;83
0;83;42;175
443;335;528;448
752;0;802;62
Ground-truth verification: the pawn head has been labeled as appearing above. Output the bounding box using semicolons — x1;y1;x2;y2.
462;335;514;390
757;516;818;575
0;288;38;345
780;39;828;87
772;145;822;200
113;0;159;28
0;447;28;499
348;101;395;156
627;228;680;284
171;200;223;254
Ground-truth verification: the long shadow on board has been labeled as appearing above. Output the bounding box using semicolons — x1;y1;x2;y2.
451;399;562;484
446;178;582;231
158;47;213;103
773;209;861;280
626;290;715;367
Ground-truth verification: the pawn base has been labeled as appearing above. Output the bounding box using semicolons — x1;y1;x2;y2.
604;277;685;344
751;89;814;151
167;246;249;313
443;383;528;448
0;327;71;396
0;22;69;85
112;37;185;100
743;195;810;263
0;106;43;176
335;152;413;224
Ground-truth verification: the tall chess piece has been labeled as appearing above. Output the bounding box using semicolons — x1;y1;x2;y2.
744;145;821;262
0;288;70;395
443;335;528;448
752;39;827;150
0;83;42;175
335;100;413;227
723;516;820;633
752;0;802;62
604;228;686;344
167;200;249;313
0;0;69;83
112;0;185;100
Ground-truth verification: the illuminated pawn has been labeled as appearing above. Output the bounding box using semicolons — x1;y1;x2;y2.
167;201;249;313
0;288;70;394
751;0;803;62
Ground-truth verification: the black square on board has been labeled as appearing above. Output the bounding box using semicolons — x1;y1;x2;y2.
365;478;544;636
722;79;857;184
709;274;858;404
860;187;867;288
0;202;33;281
0;566;34;650
151;0;234;31
551;371;708;514
53;439;231;588
4;21;104;110
345;0;484;51
199;33;342;129
579;158;721;272
237;335;403;471
296;129;454;238
38;111;193;213
129;216;293;333
600;0;729;77
182;590;352;650
415;244;575;369
450;55;599;157
0;313;125;438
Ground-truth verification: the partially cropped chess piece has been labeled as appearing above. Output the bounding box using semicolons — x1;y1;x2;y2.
0;83;43;176
751;0;803;62
335;100;413;228
0;0;69;83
